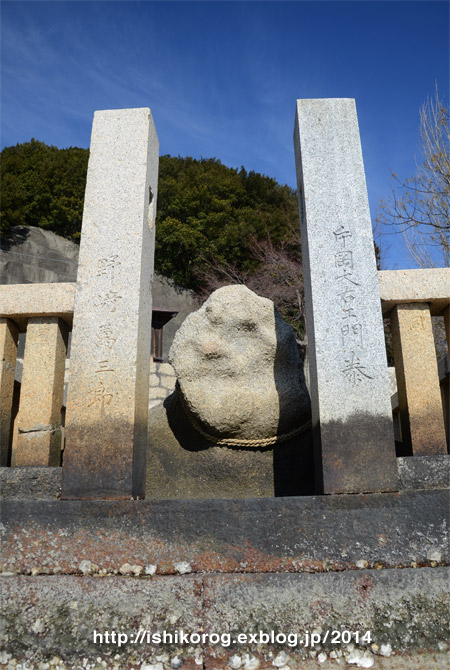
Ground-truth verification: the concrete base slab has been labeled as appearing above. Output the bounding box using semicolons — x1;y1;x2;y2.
2;491;449;576
1;569;448;668
1;574;203;670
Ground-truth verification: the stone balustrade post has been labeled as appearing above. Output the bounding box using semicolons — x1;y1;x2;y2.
12;317;68;466
444;306;450;353
61;108;159;499
0;318;19;465
390;303;447;455
444;306;450;445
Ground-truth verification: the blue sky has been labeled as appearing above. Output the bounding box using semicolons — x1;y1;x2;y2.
1;1;448;268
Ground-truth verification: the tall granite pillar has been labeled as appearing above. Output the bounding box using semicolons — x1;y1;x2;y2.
61;108;158;499
293;98;399;494
0;318;18;465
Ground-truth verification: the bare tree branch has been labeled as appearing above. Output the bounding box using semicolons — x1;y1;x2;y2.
376;86;450;268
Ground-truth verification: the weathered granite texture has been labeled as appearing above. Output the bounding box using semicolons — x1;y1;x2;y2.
62;108;159;499
0;282;75;331
293;98;398;494
149;360;177;409
397;456;450;490
3;491;448;575
169;285;311;443
1;574;204;670
146;391;314;499
12;317;67;466
0;224;79;284
0;224;199;360
3;455;448;501
201;569;449;666
0;318;18;465
378;268;450;316
1;569;449;669
390;303;447;455
2;491;448;666
0;466;62;498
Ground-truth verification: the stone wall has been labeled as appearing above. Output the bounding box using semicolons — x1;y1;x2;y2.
0;225;199;363
149;361;177;409
1;226;198;412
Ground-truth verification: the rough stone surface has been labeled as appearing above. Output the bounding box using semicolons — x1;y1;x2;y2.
2;491;448;575
444;305;450;351
1;569;448;668
0;466;62;498
169;285;310;443
62;108;159;499
390;303;447;455
146;392;314;499
149;361;177;409
0;282;76;331
293;98;398;494
397;456;450;490
0;224;79;284
1;574;203;669
444;306;449;443
379;268;450;316
202;569;450;663
0;318;18;465
12;317;67;466
3;456;447;500
0;224;199;358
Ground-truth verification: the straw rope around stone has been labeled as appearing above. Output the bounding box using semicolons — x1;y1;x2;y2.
185;407;312;448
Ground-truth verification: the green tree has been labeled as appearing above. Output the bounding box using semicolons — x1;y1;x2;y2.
1;139;89;240
1;143;305;333
155;155;300;290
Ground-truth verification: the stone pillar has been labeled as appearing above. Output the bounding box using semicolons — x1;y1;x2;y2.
444;305;450;445
444;305;450;356
61;108;158;499
390;303;447;455
0;318;19;465
293;98;399;494
12;317;68;466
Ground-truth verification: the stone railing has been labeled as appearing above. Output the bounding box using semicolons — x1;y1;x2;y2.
379;269;449;455
0;283;75;467
1;101;449;498
0;282;179;467
2;271;448;472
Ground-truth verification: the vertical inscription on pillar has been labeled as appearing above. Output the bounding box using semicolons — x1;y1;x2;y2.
332;226;373;386
62;108;159;500
85;257;121;411
294;98;398;494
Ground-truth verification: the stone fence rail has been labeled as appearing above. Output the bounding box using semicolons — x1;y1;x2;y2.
1;101;449;496
1;270;448;474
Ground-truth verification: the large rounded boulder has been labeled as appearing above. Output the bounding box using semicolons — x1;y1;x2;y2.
169;285;310;445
